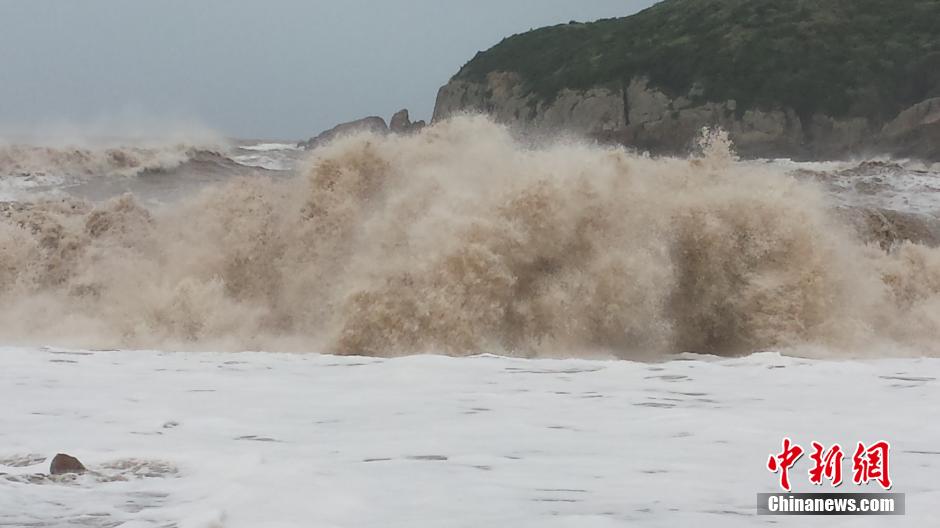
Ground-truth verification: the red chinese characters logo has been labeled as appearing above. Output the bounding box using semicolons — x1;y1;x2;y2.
809;442;844;487
767;438;804;491
853;441;892;490
767;439;892;491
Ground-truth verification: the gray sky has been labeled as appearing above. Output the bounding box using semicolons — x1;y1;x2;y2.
0;1;657;140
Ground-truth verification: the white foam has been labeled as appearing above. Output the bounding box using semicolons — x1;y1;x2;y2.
230;154;294;171
0;346;936;527
753;158;940;215
230;143;302;171
237;143;301;152
825;168;940;215
0;173;68;201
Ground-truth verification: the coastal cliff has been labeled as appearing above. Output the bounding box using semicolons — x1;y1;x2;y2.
434;0;940;160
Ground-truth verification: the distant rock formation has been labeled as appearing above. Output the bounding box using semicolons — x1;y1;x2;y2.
301;110;427;150
300;116;389;150
390;109;426;134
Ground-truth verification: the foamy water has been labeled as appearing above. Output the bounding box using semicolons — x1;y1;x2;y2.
761;158;940;215
236;142;302;152
0;116;939;357
1;346;937;528
230;141;304;171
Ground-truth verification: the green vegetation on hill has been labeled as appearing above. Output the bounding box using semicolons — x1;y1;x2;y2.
455;0;940;122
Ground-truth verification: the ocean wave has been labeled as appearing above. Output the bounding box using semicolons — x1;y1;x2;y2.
237;142;302;152
0;116;939;358
0;142;229;179
0;141;284;203
230;154;294;171
784;160;940;215
231;141;303;171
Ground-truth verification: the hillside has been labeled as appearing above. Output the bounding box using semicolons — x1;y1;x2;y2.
434;0;940;159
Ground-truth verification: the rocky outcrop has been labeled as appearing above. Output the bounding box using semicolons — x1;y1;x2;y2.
882;98;940;137
880;98;940;160
300;116;389;150
302;110;429;150
433;73;624;136
389;110;410;132
433;73;939;160
390;109;426;135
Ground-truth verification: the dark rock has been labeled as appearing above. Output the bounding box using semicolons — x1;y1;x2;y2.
880;98;940;162
390;109;426;135
50;453;86;475
389;109;412;133
301;116;389;150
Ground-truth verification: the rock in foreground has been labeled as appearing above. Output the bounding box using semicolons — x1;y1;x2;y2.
50;453;86;475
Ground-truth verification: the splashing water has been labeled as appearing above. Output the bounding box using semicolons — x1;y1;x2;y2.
1;116;939;358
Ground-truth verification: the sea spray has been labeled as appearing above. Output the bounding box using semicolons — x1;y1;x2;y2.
1;115;938;357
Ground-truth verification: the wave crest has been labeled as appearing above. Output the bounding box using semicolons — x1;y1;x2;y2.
1;116;939;357
0;143;231;179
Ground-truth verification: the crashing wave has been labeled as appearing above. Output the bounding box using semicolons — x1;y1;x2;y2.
0;115;939;358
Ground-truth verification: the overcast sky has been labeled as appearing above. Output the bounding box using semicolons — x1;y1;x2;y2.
0;1;658;140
